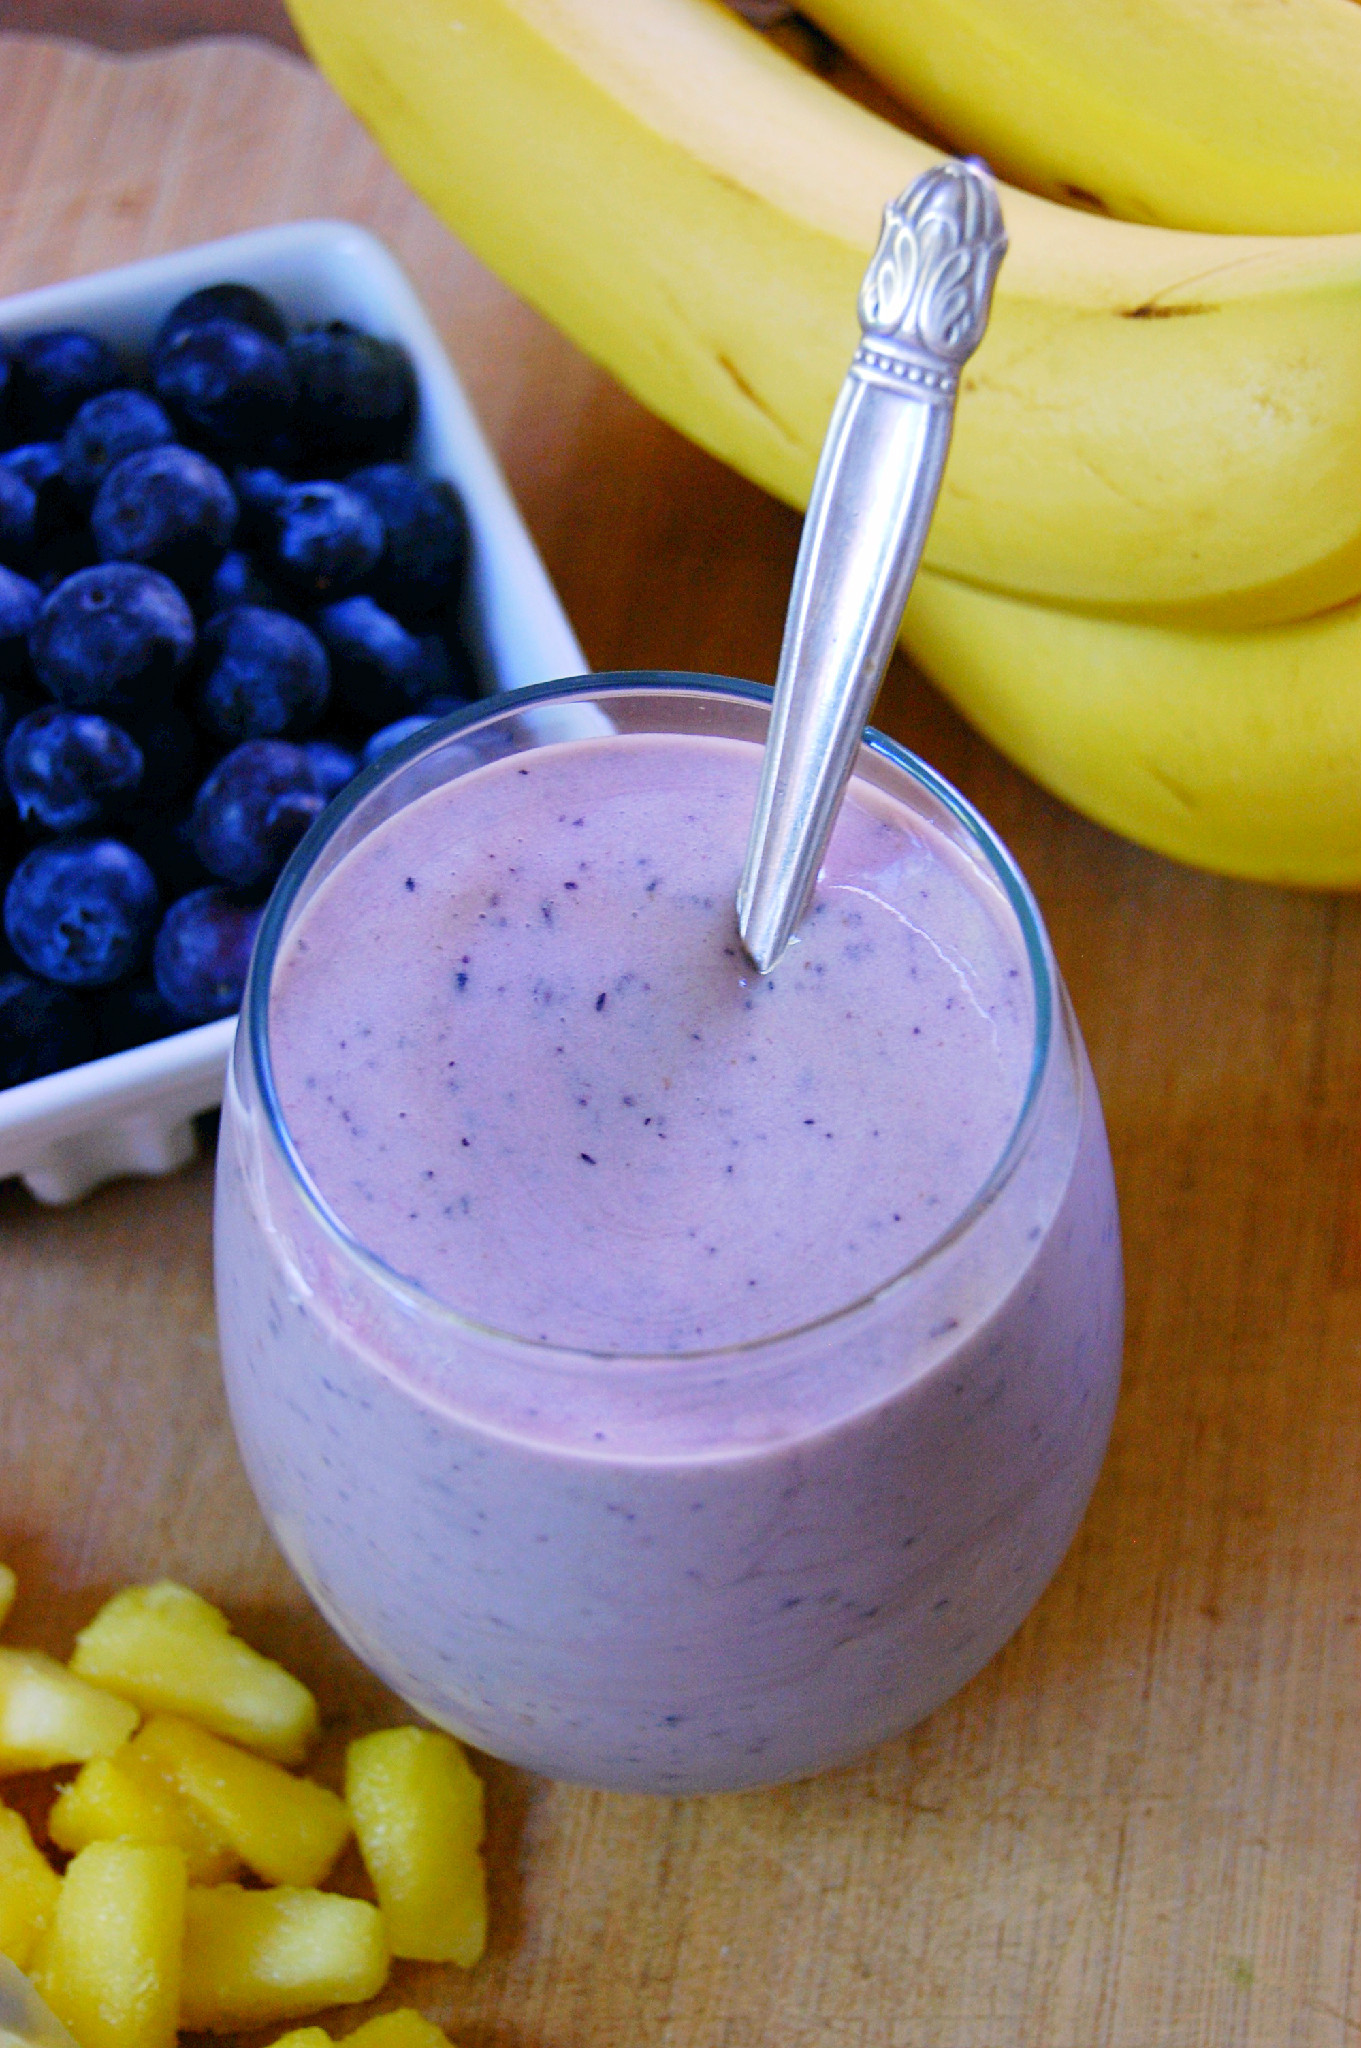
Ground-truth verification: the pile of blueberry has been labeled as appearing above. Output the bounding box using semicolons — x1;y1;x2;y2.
0;282;476;1090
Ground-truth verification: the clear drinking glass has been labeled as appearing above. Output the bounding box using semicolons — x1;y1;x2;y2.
215;675;1123;1794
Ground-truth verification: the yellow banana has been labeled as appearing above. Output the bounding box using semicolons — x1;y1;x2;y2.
797;0;1361;236
902;570;1361;886
289;0;1361;627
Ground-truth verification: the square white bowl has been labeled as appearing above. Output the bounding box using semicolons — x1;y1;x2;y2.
0;220;586;1204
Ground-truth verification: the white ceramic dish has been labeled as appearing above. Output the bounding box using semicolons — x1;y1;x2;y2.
0;220;586;1204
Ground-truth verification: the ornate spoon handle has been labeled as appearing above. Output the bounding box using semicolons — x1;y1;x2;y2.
737;159;1006;975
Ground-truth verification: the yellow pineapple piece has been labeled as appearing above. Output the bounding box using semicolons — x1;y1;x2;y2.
0;1803;60;1969
344;2012;452;2048
0;1648;137;1773
70;1582;317;1764
0;1567;15;1632
345;1727;486;1965
127;1715;349;1887
30;1840;185;2048
264;2015;453;2048
179;1884;389;2031
48;1751;238;1885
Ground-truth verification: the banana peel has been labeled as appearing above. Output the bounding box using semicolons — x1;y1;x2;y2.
901;572;1361;887
798;0;1361;237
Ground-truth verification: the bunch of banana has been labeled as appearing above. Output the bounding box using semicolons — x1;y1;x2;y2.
288;0;1361;881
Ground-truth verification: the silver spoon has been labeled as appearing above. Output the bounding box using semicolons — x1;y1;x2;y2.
737;158;1007;975
0;1954;77;2048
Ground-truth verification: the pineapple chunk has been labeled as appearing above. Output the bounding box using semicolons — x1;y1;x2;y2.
128;1715;349;1887
30;1840;185;2048
48;1751;238;1884
345;1727;486;1965
265;2015;452;2048
70;1582;317;1764
344;2013;452;2048
0;1567;15;1632
0;1802;60;1969
180;1885;389;2030
0;1648;137;1773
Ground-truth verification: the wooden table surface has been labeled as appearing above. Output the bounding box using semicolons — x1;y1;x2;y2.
0;30;1358;2048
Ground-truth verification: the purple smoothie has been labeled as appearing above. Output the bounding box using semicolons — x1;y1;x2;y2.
215;684;1122;1792
269;733;1033;1349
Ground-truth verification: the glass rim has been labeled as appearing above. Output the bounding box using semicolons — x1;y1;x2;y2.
245;672;1059;1368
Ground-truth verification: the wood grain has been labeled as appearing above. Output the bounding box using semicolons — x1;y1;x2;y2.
0;32;1357;2048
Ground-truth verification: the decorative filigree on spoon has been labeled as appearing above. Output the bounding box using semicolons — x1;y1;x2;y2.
737;159;1006;975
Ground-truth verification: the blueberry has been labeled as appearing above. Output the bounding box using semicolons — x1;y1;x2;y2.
0;468;36;567
95;973;185;1054
61;389;175;501
270;481;383;600
10;329;121;439
4;836;159;987
289;323;416;466
360;712;438;769
189;739;325;889
421;688;476;718
348;463;469;618
0;444;79;544
315;595;452;725
231;465;291;541
0;336;11;437
151;318;296;460
153;885;263;1024
299;737;357;800
30;565;195;711
4;705;143;833
0;566;40;685
1;444;58;490
204;547;278;614
0;969;95;1086
91;444;237;591
152;283;288;357
197;605;330;742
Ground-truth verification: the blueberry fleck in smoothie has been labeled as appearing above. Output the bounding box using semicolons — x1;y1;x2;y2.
269;733;1032;1349
215;680;1122;1793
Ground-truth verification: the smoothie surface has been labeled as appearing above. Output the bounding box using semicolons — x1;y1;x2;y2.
268;732;1035;1352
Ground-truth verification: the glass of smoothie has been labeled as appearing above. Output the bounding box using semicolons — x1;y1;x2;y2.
215;670;1123;1793
217;158;1123;1793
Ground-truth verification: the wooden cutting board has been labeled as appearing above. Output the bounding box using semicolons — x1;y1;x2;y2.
0;32;1357;2048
